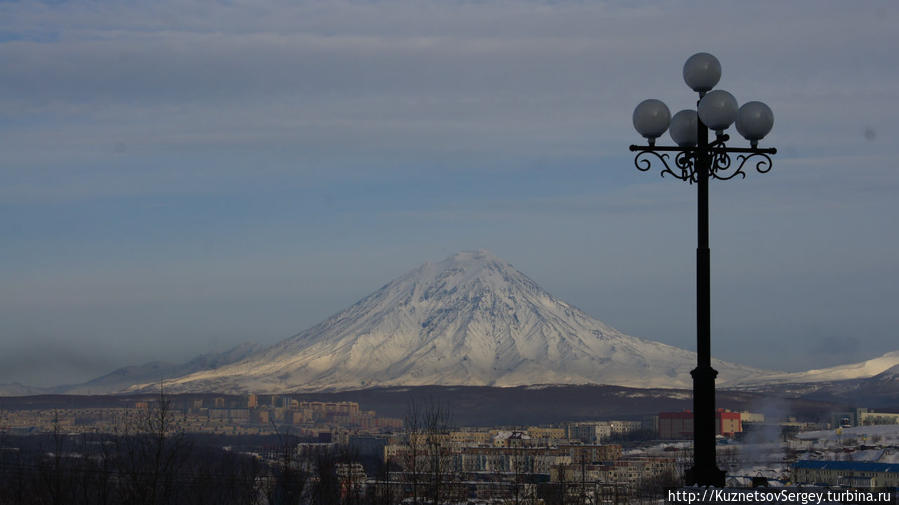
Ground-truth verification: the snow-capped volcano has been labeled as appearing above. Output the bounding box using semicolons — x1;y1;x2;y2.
136;250;767;393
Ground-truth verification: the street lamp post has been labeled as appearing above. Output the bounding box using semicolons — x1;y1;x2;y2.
629;53;777;487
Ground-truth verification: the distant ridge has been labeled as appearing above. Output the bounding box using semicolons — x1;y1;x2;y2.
733;351;899;385
0;342;264;396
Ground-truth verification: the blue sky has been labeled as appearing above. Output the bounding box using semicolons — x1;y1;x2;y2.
1;0;898;386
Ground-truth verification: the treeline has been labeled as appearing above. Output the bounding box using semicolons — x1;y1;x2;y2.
0;399;373;505
0;434;263;505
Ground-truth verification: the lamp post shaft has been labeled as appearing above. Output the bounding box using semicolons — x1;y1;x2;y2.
631;53;776;488
686;118;726;487
697;123;710;369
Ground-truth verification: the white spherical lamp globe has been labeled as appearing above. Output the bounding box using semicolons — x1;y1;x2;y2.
632;99;670;144
736;101;774;147
698;89;738;134
683;53;721;93
669;110;698;147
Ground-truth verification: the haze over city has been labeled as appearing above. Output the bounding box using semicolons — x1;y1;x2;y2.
2;0;898;388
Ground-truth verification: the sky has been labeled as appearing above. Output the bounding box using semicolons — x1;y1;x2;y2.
1;0;898;387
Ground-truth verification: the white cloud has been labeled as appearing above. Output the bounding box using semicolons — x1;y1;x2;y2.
1;1;897;182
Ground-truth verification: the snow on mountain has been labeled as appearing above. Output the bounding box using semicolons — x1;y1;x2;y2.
132;250;768;393
0;382;52;396
871;363;899;382
734;351;899;386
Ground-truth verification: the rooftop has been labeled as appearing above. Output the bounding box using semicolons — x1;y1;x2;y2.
793;460;899;473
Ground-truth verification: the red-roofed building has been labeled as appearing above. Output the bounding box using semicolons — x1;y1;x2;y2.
658;409;742;439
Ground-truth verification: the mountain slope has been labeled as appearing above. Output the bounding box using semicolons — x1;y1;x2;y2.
134;251;767;393
733;351;899;386
61;342;263;394
0;382;52;396
726;358;899;408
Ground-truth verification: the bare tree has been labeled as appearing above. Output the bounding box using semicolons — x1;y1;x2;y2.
577;450;589;505
311;447;339;505
38;411;75;505
634;469;680;504
403;399;424;505
549;462;570;505
266;420;307;505
118;382;192;505
423;400;454;505
401;398;457;505
370;455;397;505
505;445;538;505
337;444;363;505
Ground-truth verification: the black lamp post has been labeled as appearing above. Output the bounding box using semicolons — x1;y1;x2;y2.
629;52;777;487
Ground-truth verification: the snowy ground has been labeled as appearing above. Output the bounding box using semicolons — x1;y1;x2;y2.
621;424;899;485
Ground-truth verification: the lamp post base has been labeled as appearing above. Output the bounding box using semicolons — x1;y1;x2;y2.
688;364;725;487
685;465;726;488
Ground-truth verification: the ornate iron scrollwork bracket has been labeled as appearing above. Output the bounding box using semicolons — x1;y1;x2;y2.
630;142;776;183
632;149;698;183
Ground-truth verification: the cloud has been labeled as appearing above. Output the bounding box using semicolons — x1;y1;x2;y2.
1;1;897;180
0;339;120;387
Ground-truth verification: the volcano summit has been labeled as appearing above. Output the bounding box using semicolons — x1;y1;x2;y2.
133;251;767;393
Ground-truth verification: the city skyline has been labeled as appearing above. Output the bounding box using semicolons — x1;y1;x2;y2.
2;1;899;386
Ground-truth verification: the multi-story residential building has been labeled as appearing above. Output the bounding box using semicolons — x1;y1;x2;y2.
208;408;250;423
336;463;368;499
792;460;899;487
568;422;612;443
449;429;493;447
739;411;764;423
551;456;676;487
526;426;567;444
459;447;571;474
564;444;622;464
859;410;899;426
567;421;643;443
608;421;643;435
